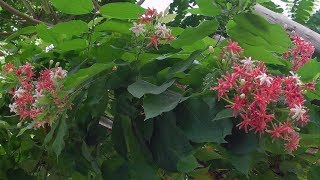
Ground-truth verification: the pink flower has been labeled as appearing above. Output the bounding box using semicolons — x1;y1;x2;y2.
224;40;242;53
284;133;300;153
147;35;161;50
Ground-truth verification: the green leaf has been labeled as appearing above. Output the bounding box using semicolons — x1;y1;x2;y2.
150;112;193;171
51;0;93;15
171;20;218;48
52;118;68;157
0;120;9;129
95;19;132;34
168;50;202;77
177;154;198;173
213;108;233;121
158;14;177;23
64;63;114;91
51;20;88;36
227;13;291;65
57;38;87;52
100;2;145;19
195;0;220;16
128;79;175;98
36;23;59;44
143;90;183;120
297;59;320;82
176;97;232;143
6;26;36;41
194;145;223;161
308;165;320;180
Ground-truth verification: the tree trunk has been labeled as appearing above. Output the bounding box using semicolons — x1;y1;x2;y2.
254;4;320;54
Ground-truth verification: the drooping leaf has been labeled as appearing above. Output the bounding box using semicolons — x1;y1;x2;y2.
227;13;291;65
195;0;220;16
128;79;175;98
51;20;88;36
176;97;233;143
52;118;68;157
51;0;93;15
171;20;218;48
64;63;114;91
143;90;183;120
100;3;145;19
150;112;193;171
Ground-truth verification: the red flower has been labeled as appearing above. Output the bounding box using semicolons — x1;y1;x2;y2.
3;63;15;74
166;33;175;43
224;40;242;53
284;132;300;153
147;35;160;50
145;8;157;17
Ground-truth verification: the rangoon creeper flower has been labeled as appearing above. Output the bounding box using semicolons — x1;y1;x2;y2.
155;23;170;38
9;103;18;113
289;71;302;85
240;57;255;70
129;22;146;37
45;44;55;53
290;104;306;120
13;87;26;98
256;73;273;87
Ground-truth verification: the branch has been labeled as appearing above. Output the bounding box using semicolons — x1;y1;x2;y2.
137;0;146;5
21;0;36;18
92;0;100;11
0;0;51;25
254;4;320;54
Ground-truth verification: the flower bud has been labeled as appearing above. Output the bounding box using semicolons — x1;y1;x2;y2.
209;46;214;54
301;90;307;94
55;62;60;67
239;79;246;86
49;60;54;66
112;66;118;71
17;122;22;128
221;59;226;63
240;93;245;99
1;80;5;84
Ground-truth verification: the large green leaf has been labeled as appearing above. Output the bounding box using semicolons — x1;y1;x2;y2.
57;39;87;52
143;90;183;120
52;118;68;157
36;23;59;44
128;80;175;98
51;20;88;36
95;19;132;34
297;59;320;82
150;112;193;171
195;0;220;16
64;63;114;91
51;0;93;15
171;20;218;48
308;165;320;180
176;97;232;143
227;13;291;65
100;3;145;19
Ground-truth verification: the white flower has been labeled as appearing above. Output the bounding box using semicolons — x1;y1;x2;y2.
256;73;273;87
45;44;54;53
13;88;25;98
9;103;18;113
129;22;146;37
289;71;302;85
35;39;41;46
155;23;170;38
50;67;67;81
11;26;18;32
240;57;255;70
290;104;306;120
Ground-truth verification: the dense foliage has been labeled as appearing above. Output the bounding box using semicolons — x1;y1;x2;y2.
0;0;320;179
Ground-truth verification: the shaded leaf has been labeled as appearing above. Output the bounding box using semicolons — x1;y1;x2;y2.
128;79;175;98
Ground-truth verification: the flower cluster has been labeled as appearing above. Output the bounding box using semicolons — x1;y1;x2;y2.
283;34;315;71
129;8;175;50
2;61;69;129
211;40;315;153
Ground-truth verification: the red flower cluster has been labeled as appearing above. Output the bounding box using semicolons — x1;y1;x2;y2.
211;40;315;153
129;8;175;50
2;62;69;129
283;34;315;71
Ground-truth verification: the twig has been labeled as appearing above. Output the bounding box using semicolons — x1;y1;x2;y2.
92;0;100;11
21;0;36;17
0;0;51;25
137;0;146;5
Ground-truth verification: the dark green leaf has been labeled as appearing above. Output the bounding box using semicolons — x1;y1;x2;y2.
177;154;198;173
128;79;175;98
52;118;68;157
213;108;233;121
308;165;320;180
171;20;218;48
143;91;183;120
